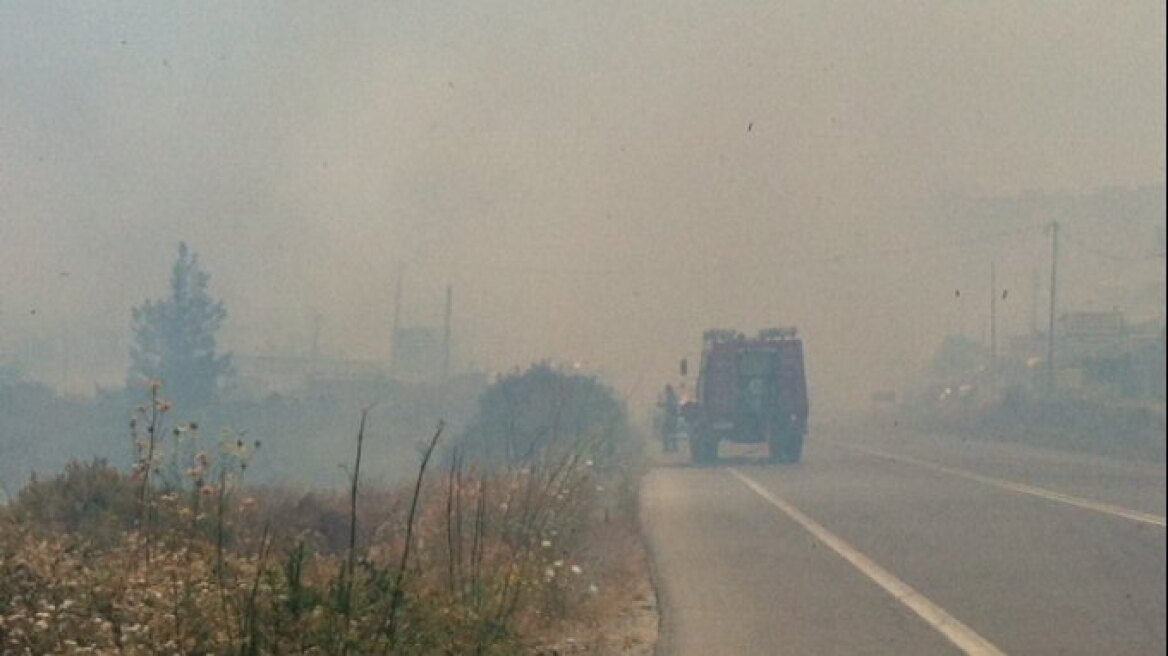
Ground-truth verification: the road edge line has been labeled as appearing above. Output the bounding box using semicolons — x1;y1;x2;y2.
729;468;1007;656
835;443;1166;528
640;470;674;656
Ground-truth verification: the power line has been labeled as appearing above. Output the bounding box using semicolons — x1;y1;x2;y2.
421;227;1034;278
803;227;1033;265
1062;231;1162;263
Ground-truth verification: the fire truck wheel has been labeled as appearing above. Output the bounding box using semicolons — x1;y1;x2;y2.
768;432;787;463
786;433;804;464
691;436;716;465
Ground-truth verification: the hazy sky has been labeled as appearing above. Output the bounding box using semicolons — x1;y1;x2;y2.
1;1;1164;410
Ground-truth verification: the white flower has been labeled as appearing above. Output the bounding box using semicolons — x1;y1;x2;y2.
570;565;583;575
541;539;552;548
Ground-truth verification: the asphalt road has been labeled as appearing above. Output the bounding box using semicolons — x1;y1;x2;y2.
641;425;1166;655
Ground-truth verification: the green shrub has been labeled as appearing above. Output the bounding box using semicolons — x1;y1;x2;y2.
9;459;138;540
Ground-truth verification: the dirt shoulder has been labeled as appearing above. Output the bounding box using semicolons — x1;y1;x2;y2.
530;516;660;655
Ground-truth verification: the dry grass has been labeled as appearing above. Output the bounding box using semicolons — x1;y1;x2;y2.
0;432;645;654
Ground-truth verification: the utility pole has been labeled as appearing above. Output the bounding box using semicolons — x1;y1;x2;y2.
310;313;322;377
1045;221;1059;396
1030;269;1040;338
60;328;70;395
391;266;403;375
442;284;453;383
989;262;997;381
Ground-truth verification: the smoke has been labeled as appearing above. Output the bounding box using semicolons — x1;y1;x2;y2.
1;1;1164;412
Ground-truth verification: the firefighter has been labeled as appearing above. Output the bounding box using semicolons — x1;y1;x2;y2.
660;384;680;452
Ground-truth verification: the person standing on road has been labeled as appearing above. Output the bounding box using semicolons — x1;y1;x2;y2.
660;384;680;452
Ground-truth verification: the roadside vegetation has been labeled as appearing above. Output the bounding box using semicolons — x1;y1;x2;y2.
900;391;1166;462
0;364;649;654
899;334;1166;461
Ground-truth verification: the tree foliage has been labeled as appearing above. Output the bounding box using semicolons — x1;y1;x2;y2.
128;242;231;411
455;363;631;468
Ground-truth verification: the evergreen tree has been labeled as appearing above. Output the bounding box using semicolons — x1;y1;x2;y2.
128;242;231;411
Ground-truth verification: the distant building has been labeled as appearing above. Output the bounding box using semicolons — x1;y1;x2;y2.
391;326;444;383
232;353;386;397
930;186;1165;401
1003;310;1165;400
1060;310;1125;338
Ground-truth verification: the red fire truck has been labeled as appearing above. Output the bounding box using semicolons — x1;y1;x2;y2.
680;328;809;464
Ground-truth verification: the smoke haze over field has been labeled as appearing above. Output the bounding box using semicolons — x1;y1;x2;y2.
1;1;1165;412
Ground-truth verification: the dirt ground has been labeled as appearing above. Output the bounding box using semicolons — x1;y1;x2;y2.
532;578;658;655
531;525;660;655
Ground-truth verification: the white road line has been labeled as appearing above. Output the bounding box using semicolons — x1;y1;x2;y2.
728;468;1007;656
835;443;1166;528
